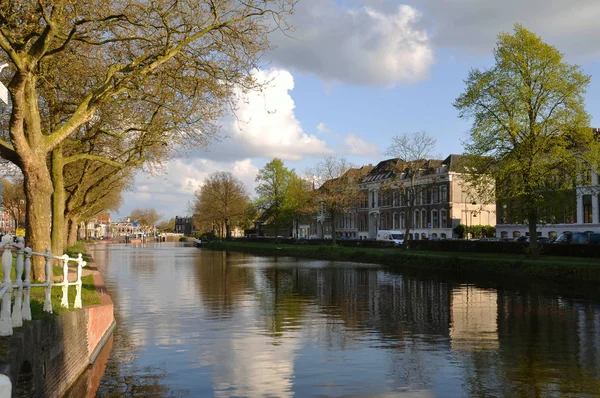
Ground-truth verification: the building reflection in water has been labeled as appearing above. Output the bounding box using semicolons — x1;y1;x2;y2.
450;285;498;351
88;246;600;397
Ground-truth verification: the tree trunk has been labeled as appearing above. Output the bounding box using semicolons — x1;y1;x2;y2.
23;159;54;282
51;146;65;255
225;219;231;239
67;216;78;247
528;211;539;257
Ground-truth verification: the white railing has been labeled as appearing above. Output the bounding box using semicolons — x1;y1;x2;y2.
0;234;87;336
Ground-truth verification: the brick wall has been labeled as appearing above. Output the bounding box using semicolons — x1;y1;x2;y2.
1;254;115;397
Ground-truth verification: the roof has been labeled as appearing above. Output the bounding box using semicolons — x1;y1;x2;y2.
441;154;466;171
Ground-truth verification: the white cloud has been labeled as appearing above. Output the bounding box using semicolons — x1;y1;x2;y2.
269;0;434;86
117;158;260;220
316;122;330;134
196;68;332;162
410;0;600;57
339;134;381;157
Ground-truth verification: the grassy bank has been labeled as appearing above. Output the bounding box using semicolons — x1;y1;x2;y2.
206;241;600;283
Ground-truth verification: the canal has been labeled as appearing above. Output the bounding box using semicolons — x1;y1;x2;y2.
87;243;600;397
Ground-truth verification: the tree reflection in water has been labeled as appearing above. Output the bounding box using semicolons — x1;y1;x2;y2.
88;245;600;397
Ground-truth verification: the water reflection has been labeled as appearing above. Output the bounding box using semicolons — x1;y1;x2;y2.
87;244;600;397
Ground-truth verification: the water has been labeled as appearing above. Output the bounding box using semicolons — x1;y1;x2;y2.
88;243;600;397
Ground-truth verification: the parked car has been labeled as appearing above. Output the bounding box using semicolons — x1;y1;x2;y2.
554;232;595;244
513;236;529;243
589;233;600;244
536;237;551;244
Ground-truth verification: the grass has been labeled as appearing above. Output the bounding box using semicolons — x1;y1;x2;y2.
0;242;101;323
206;241;600;283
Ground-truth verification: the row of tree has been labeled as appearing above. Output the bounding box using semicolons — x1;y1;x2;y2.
190;159;316;239
0;1;295;280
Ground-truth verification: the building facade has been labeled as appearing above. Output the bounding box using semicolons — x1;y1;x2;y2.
496;172;600;239
314;155;496;241
355;155;495;240
175;216;193;236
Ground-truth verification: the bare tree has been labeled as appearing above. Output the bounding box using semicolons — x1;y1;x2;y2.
385;132;438;248
192;172;250;239
309;156;362;245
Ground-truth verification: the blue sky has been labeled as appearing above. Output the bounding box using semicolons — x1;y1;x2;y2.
118;0;600;222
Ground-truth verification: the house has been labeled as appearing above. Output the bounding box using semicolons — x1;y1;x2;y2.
174;216;193;236
496;172;600;240
332;155;497;241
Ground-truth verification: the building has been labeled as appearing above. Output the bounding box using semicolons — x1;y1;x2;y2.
110;221;143;238
355;155;495;240
174;216;193;236
77;213;112;239
313;155;496;241
496;171;600;240
0;210;16;234
307;164;374;239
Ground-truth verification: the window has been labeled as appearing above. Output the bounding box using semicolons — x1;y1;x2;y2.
432;210;438;228
371;191;376;208
440;186;448;203
414;210;420;228
513;231;521;238
440;209;447;228
422;210;427;228
583;195;592;223
501;231;508;239
400;212;405;229
433;186;439;203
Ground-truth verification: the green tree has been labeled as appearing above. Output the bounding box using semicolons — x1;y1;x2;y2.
282;174;316;238
254;158;294;227
157;218;176;233
454;24;600;257
0;0;293;280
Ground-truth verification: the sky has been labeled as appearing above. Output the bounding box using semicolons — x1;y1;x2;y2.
116;0;600;222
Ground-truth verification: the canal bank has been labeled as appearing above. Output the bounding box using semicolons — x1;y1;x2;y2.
206;241;600;283
0;252;115;397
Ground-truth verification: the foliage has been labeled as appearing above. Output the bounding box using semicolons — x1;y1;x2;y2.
454;24;600;256
453;224;496;239
198;231;219;242
129;208;161;230
254;158;315;236
0;0;294;280
385;132;438;248
157;218;176;233
453;224;465;239
191;171;250;239
283;173;316;235
254;158;294;226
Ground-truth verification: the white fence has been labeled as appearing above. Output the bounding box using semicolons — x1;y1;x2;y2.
0;234;87;336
